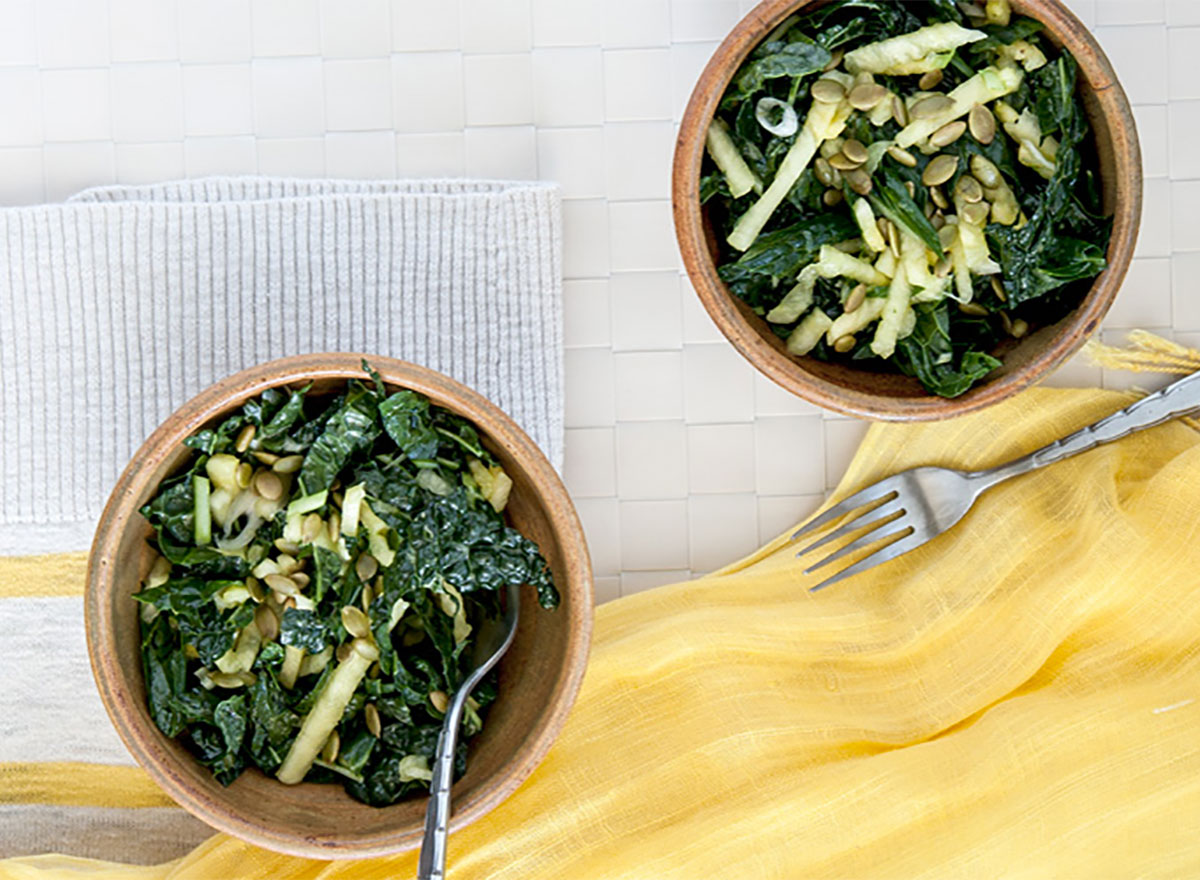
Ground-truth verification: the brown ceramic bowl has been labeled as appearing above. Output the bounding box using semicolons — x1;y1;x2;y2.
673;0;1141;420
85;354;593;859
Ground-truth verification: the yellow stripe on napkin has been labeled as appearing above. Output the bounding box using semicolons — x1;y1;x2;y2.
0;553;87;598
0;763;174;809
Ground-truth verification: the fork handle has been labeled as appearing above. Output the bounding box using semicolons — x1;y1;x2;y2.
417;715;462;880
978;370;1200;486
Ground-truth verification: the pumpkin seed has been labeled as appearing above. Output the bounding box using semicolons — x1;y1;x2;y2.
361;581;373;612
999;311;1014;334
969;154;1001;188
235;424;256;454
833;334;857;354
847;83;889;111
892;95;908;126
823;48;844;72
290;571;310;589
301;513;323;543
841;138;869;165
905;180;916;199
814;157;836;187
811;78;846;104
235;462;253;489
918;69;944;91
924;200;937;219
931;212;946;229
886;145;917;168
886;219;900;258
911;95;954;119
968;103;996;144
930;183;950;210
255;605;279;642
956;174;984;203
275;553;298;575
365;703;382;738
922;154;958;187
828;152;863;171
322;730;340;763
430;690;449;714
246;577;265;603
823;188;844;207
274;538;300;555
273;454;304;474
253;451;280;466
958;301;989;316
264;573;299;596
938;223;958;249
356;553;379;583
253;470;283;501
929;120;967;148
341;605;372;639
328;511;341;538
845;168;872;196
1011;318;1029;338
962;200;991;226
991;276;1007;302
844;283;867;313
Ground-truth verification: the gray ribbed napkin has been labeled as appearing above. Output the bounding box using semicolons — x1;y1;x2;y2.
0;177;563;554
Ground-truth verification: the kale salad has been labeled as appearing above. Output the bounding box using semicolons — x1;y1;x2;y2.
135;367;558;806
703;0;1111;397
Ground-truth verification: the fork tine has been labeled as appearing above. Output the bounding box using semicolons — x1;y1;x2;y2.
803;508;908;574
793;495;904;560
808;529;923;592
789;483;899;543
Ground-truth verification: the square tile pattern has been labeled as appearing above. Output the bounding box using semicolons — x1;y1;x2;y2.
0;0;1185;599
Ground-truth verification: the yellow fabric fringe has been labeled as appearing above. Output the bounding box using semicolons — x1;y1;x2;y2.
1083;329;1200;375
6;384;1200;877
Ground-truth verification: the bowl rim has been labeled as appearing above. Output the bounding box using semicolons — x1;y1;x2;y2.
85;352;594;859
672;0;1142;420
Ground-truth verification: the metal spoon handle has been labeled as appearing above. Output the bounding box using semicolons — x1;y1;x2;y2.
417;716;461;880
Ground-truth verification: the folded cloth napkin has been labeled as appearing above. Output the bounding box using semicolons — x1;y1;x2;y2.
0;177;563;555
0;177;563;862
5;380;1200;876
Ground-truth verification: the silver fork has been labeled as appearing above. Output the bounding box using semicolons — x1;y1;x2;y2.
794;370;1200;591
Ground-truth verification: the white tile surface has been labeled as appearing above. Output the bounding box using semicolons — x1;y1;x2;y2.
181;64;253;138
613;351;683;421
532;0;601;47
616;420;688;499
464;54;533;127
319;0;390;59
251;58;324;138
688;493;758;573
324;59;393;132
611;271;683;351
460;0;532;54
532;47;604;128
536;127;605;199
604;49;673;121
563;278;612;347
619;499;688;570
177;0;251;64
253;0;321;57
4;2;1191;603
41;69;111;143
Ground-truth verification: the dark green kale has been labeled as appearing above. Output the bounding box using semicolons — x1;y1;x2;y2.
135;369;559;806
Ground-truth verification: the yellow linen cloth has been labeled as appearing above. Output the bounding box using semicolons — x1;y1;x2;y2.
5;385;1200;878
